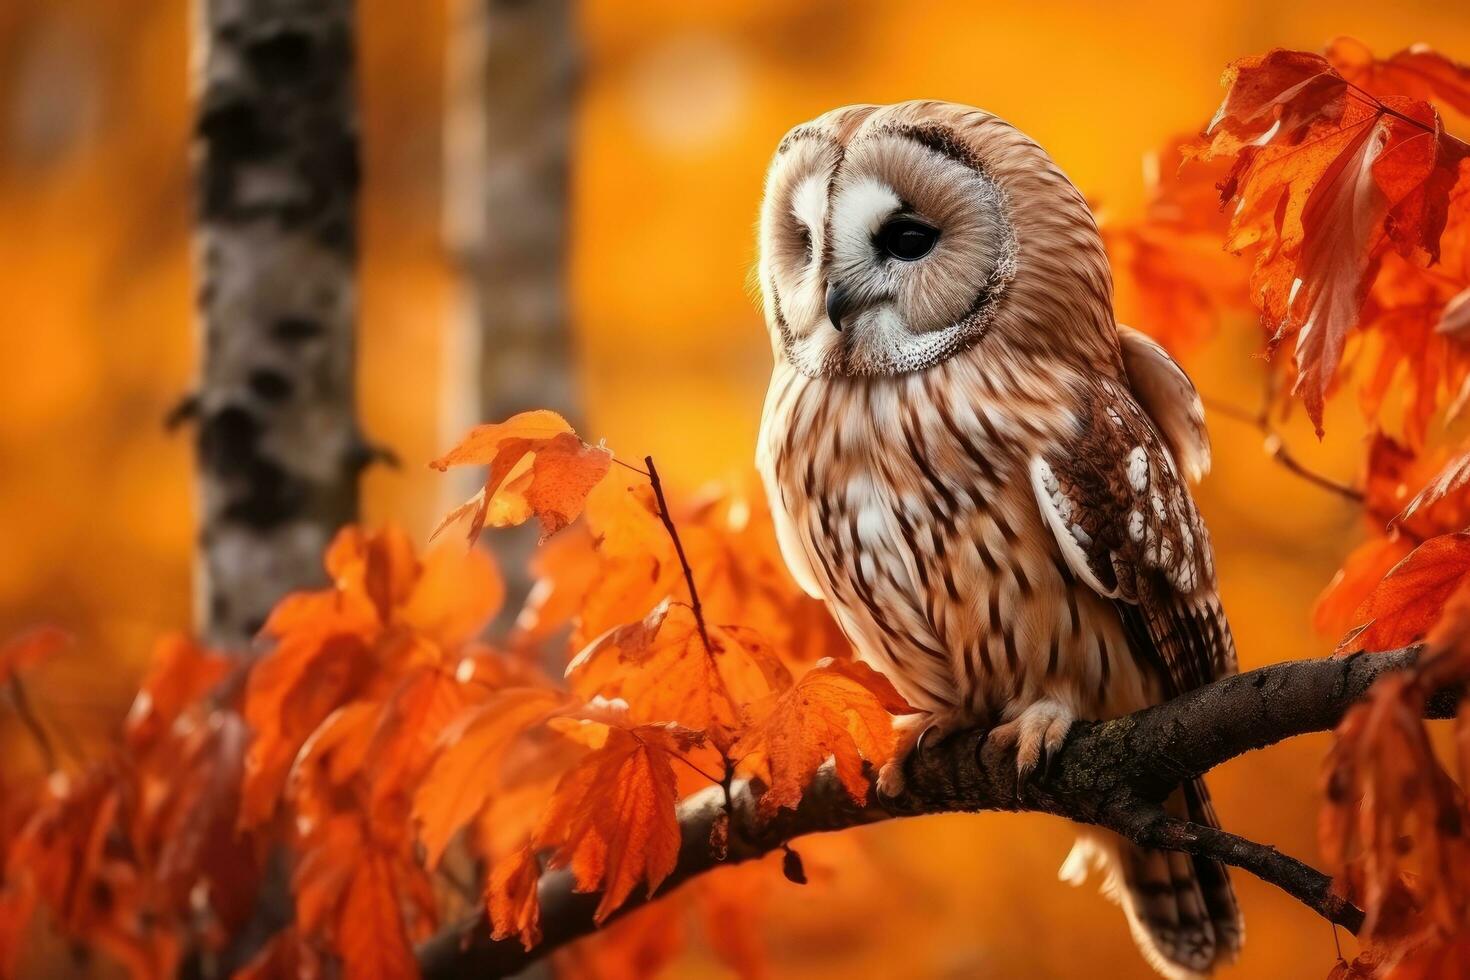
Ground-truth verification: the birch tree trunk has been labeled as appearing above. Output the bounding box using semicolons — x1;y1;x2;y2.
443;0;578;621
191;0;364;650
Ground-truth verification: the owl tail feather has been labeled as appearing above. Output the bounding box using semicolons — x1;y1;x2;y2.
1060;779;1243;979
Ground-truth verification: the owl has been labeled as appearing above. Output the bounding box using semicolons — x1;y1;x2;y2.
753;101;1244;978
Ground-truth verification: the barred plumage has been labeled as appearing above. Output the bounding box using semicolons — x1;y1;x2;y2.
754;101;1243;978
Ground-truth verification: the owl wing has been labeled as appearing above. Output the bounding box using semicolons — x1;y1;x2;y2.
1028;373;1235;696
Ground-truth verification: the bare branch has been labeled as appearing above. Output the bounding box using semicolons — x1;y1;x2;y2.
418;646;1441;978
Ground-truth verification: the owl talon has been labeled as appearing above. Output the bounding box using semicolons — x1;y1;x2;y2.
882;711;969;798
916;720;954;756
986;700;1075;784
876;761;907;798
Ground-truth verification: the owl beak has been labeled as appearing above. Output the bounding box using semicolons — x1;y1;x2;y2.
825;283;854;332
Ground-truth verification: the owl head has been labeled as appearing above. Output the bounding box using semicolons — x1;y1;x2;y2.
757;100;1118;378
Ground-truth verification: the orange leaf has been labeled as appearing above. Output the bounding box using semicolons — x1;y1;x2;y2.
1200;44;1469;433
429;409;573;468
525;433;617;539
1399;447;1470;529
399;541;503;650
1314;535;1414;641
243;632;375;826
413;688;564;868
534;722;703;922
326;525;421;624
364;666;473;826
731;659;912;815
1347;532;1470;650
1329;36;1470;118
567;600;793;751
337;849;418;980
1102;139;1249;357
429;411;612;544
0;625;68;687
124;634;229;749
293;816;422;979
234;928;323;980
486;844;543;951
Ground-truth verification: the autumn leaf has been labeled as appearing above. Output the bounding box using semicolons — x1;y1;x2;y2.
234;928;323;980
243;630;376;826
567;599;793;751
1322;582;1470;954
338;849;420;980
534;721;704;923
1344;532;1470;651
1398;446;1470;528
429;410;613;544
1329;36;1470;120
333;525;418;614
0;625;68;688
486;843;543;950
1317;433;1470;642
399;541;503;650
293;815;423;980
1315;534;1414;641
243;524;508;826
732;658;912;815
1102;139;1249;357
362;665;473;825
413;687;565;868
144;711;261;933
124;633;229;750
1199;44;1470;432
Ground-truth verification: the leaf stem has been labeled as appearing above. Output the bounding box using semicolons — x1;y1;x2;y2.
8;677;57;771
1342;81;1470;154
639;456;741;813
667;751;725;787
611;456;651;478
644;456;714;657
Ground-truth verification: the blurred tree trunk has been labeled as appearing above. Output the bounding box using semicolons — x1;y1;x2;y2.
443;0;579;623
191;0;364;651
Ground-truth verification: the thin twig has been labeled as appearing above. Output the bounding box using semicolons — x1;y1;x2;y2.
611;455;650;478
639;456;737;814
1342;82;1470;154
667;751;726;787
1262;434;1365;503
644;455;713;656
1199;395;1264;428
8;677;57;771
1133;814;1363;932
1202;394;1364;503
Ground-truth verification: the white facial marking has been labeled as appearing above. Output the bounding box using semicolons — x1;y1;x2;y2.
830;177;901;270
791;174;828;256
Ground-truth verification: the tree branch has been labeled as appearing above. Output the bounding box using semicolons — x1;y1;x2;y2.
418;646;1444;979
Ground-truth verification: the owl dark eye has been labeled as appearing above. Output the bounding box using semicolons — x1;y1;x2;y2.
877;219;938;261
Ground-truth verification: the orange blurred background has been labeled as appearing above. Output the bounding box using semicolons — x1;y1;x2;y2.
3;1;1470;976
